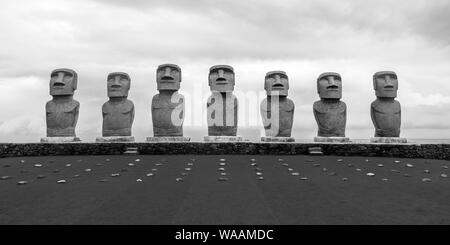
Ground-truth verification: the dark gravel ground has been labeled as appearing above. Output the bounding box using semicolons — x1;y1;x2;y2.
0;155;449;225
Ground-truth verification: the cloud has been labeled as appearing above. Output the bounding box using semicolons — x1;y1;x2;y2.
93;0;450;46
0;0;450;142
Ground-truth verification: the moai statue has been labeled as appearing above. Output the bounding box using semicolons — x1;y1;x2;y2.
370;71;406;143
41;68;81;143
260;71;295;142
313;72;349;142
204;65;242;142
147;64;190;142
96;72;135;142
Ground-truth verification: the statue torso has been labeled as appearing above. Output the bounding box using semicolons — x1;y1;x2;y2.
260;97;294;137
151;92;185;137
46;99;79;137
313;100;347;137
207;92;238;136
371;99;401;137
102;99;134;136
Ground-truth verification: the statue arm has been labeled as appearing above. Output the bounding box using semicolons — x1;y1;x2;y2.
261;108;270;128
313;106;328;130
312;101;322;126
313;106;320;125
206;95;214;127
234;97;238;125
45;101;52;116
130;102;135;125
73;103;79;128
181;97;185;123
102;103;107;118
172;95;185;125
370;103;378;129
342;101;347;127
260;99;271;128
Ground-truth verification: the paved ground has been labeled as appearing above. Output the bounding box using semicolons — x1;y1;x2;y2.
0;154;449;224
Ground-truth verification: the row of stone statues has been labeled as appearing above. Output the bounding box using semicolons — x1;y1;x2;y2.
41;65;405;143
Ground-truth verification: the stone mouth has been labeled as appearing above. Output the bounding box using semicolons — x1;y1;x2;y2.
53;82;65;87
216;77;227;83
326;85;339;90
110;84;122;89
384;85;394;89
271;84;285;90
161;76;174;81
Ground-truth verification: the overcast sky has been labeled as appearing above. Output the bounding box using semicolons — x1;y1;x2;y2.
1;0;450;142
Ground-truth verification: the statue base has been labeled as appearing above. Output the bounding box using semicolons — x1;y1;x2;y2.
40;137;81;143
96;136;135;143
370;137;407;143
261;137;295;142
146;136;191;142
203;136;243;142
314;137;350;143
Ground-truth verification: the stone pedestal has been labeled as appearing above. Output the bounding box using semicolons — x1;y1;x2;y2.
203;136;243;142
261;137;295;142
40;137;81;143
146;136;191;142
370;137;407;143
96;136;135;143
314;137;350;143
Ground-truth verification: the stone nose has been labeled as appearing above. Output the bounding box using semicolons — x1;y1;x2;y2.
218;69;225;78
55;72;65;84
164;67;171;77
272;75;284;88
274;75;281;84
384;75;393;85
328;76;336;85
113;76;122;85
161;67;174;80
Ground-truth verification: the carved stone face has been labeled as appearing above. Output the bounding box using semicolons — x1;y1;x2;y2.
373;71;398;98
107;72;130;98
157;64;181;91
50;68;77;96
209;65;235;92
264;71;289;96
317;72;342;99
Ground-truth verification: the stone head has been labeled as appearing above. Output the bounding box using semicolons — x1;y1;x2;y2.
317;72;342;99
107;72;130;98
208;65;235;92
373;71;398;98
264;71;289;96
157;64;181;91
49;68;78;96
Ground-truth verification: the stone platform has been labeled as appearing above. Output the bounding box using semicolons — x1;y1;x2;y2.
146;137;191;142
1;142;449;160
261;137;295;142
96;136;135;143
314;137;350;143
203;136;243;142
40;137;81;143
370;137;407;143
